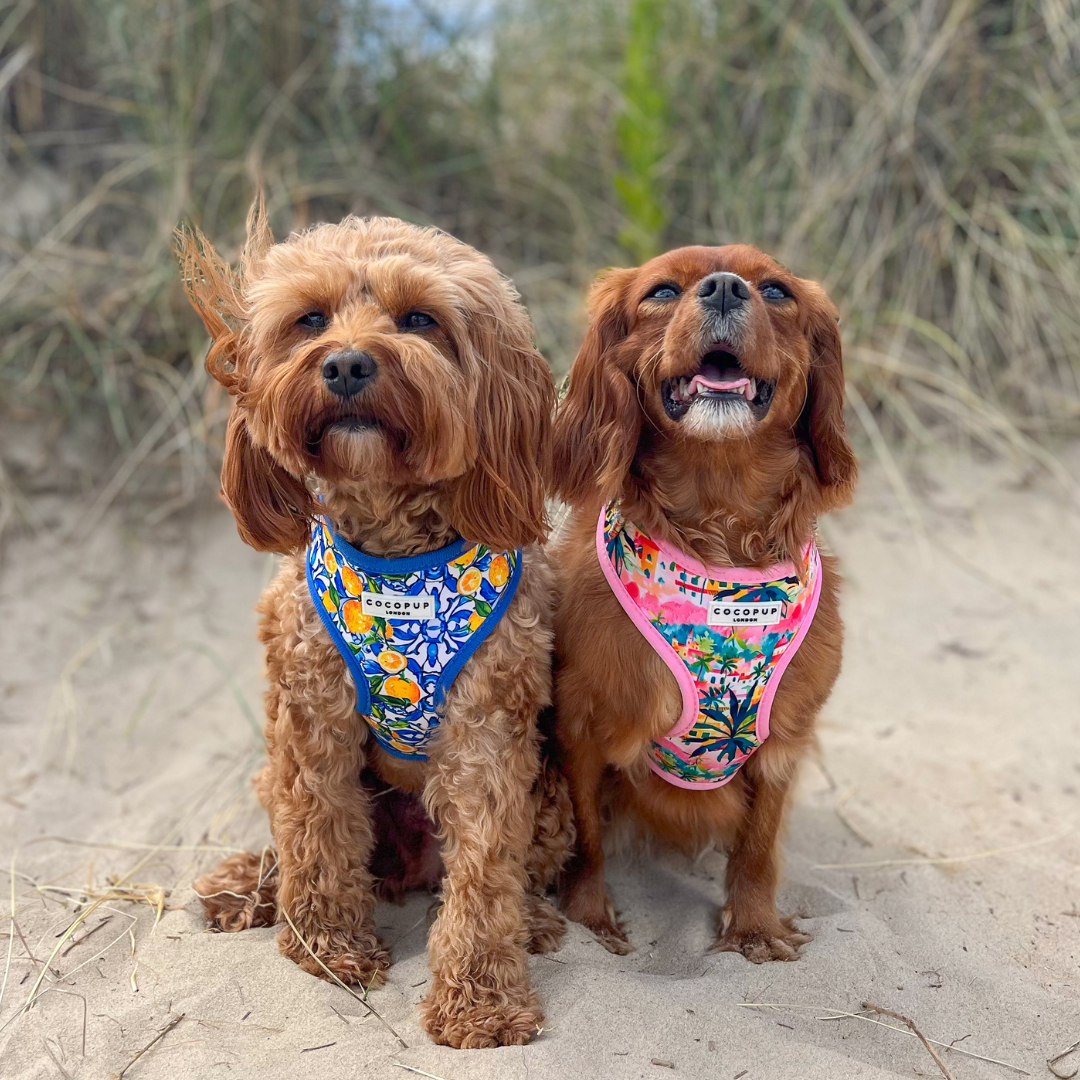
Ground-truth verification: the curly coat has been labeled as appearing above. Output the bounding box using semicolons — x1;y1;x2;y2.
179;204;572;1048
551;245;857;960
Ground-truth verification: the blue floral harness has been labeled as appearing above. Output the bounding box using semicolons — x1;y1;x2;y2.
306;517;522;759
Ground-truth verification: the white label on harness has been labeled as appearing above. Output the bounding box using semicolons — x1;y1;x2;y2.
707;599;784;626
360;592;436;619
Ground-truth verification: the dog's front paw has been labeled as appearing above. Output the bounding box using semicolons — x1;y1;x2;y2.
711;914;812;963
524;893;566;954
277;924;390;988
585;916;634;955
194;851;279;933
421;973;543;1048
560;881;633;955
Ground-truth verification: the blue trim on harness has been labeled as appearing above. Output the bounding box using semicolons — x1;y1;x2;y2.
328;530;473;574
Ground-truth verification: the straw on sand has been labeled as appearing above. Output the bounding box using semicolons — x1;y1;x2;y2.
738;1002;1028;1076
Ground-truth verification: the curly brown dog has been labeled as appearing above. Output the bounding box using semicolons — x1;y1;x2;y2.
550;244;857;960
178;203;573;1047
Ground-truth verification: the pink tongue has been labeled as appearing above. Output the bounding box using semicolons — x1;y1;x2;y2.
690;375;749;395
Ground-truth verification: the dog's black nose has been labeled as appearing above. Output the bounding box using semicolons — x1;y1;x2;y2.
697;272;751;315
322;350;376;399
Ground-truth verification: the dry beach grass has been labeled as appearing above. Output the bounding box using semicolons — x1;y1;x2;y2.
4;0;1080;524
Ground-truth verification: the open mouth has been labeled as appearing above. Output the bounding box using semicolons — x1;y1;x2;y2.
662;347;775;422
305;415;378;456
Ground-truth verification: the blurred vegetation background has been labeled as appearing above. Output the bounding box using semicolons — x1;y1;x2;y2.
2;0;1080;530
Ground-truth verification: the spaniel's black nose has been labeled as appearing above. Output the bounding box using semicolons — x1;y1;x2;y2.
697;272;751;316
322;350;376;399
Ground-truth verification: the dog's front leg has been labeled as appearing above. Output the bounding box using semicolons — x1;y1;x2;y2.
267;688;389;988
419;699;542;1048
712;765;812;962
556;740;632;954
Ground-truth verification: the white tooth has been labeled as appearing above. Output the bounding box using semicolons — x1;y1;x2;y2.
745;379;755;401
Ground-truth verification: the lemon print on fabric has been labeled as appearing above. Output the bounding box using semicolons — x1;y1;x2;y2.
340;566;362;596
383;675;421;703
457;569;482;595
488;555;509;588
378;649;407;673
341;600;372;634
307;517;521;760
452;546;479;568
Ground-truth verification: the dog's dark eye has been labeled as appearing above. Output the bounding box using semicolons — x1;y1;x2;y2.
759;282;791;302
400;311;438;331
643;283;681;302
296;311;329;331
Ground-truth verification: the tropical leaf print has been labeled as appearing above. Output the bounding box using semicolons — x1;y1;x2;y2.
605;526;631;577
600;503;821;788
713;582;794;605
651;744;719;784
690;684;761;762
688;633;717;681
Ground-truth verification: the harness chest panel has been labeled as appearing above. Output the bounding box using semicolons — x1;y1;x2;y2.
307;517;521;759
597;504;822;789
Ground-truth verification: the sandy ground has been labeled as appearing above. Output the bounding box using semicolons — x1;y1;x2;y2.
2;447;1080;1080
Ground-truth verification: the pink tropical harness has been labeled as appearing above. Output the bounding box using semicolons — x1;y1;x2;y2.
596;504;822;789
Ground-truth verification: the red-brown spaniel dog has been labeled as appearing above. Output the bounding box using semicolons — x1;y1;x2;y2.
551;244;857;960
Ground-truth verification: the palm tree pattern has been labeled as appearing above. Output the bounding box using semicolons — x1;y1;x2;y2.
308;518;520;758
600;504;820;787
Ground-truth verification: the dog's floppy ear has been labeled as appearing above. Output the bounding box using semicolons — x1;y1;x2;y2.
449;302;555;550
553;267;640;505
178;198;311;553
176;195;274;394
221;408;315;553
797;283;858;510
176;225;246;394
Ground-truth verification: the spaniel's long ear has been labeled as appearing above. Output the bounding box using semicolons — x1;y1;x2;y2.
449;303;556;550
552;267;640;505
221;408;315;554
797;284;858;511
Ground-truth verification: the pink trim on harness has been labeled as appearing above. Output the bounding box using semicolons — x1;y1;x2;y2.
596;504;822;789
